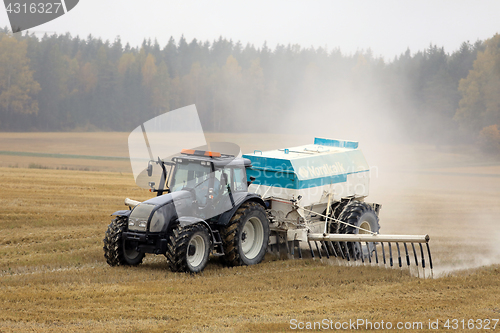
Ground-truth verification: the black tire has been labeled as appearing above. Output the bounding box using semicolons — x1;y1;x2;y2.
325;200;349;234
166;224;211;273
324;200;349;255
337;201;380;259
221;202;270;266
103;216;145;266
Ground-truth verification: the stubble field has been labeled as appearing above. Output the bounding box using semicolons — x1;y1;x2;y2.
1;132;500;332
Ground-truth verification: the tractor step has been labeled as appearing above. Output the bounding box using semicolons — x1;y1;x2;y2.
211;230;225;256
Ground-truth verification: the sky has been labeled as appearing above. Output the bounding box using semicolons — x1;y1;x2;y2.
1;0;500;59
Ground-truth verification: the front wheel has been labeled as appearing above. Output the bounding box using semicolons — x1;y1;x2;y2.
166;224;211;273
103;216;144;266
222;202;270;266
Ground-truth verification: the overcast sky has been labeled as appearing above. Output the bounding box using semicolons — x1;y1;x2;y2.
1;0;499;59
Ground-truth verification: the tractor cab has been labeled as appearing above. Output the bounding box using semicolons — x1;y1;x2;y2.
163;149;251;220
141;148;252;222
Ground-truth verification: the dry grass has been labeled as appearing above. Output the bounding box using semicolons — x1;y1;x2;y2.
1;133;500;332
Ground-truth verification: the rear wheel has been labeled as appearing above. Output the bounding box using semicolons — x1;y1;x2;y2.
103;216;144;266
166;224;211;273
325;201;349;255
338;201;380;259
222;202;270;266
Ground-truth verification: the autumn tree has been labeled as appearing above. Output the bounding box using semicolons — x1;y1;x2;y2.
0;33;40;127
455;34;500;134
478;124;500;153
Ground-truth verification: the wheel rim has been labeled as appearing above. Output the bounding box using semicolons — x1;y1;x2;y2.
241;217;264;260
359;220;371;234
358;220;373;256
124;242;141;260
187;234;206;268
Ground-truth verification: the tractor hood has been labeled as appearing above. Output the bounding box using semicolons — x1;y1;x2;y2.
127;191;191;233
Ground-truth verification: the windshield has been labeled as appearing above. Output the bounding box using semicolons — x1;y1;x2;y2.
171;162;211;192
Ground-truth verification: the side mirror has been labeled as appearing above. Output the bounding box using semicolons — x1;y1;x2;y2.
147;162;153;177
248;176;256;186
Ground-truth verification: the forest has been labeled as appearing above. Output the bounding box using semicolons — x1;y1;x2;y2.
0;27;499;151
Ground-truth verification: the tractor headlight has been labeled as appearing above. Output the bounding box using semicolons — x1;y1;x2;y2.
128;203;155;231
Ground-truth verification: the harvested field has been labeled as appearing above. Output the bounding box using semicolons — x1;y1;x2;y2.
0;132;500;332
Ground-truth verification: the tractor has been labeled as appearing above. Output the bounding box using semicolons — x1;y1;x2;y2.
103;149;270;273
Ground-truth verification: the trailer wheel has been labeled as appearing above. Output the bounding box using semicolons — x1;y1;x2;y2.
338;201;380;259
166;224;211;273
325;200;349;255
222;202;270;266
103;216;144;266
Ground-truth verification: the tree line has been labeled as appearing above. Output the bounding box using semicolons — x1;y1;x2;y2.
0;27;499;151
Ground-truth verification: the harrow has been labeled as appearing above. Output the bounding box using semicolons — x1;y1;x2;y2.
268;205;433;278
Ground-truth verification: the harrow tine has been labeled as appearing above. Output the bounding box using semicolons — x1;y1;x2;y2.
307;240;315;258
404;243;410;267
290;241;294;258
381;242;387;266
419;243;426;270
359;243;365;263
329;241;338;257
321;241;330;259
337;242;345;260
426;243;433;278
419;243;426;278
411;243;419;267
388;242;393;267
270;234;274;253
276;232;288;258
350;242;356;262
278;232;282;254
396;243;402;268
296;240;302;259
373;243;379;264
314;241;322;259
344;242;351;262
411;242;419;278
366;242;372;264
276;232;281;257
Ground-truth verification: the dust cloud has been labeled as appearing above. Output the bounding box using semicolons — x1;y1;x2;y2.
226;60;500;277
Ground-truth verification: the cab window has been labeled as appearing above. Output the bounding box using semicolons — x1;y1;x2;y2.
171;162;210;192
232;167;247;192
